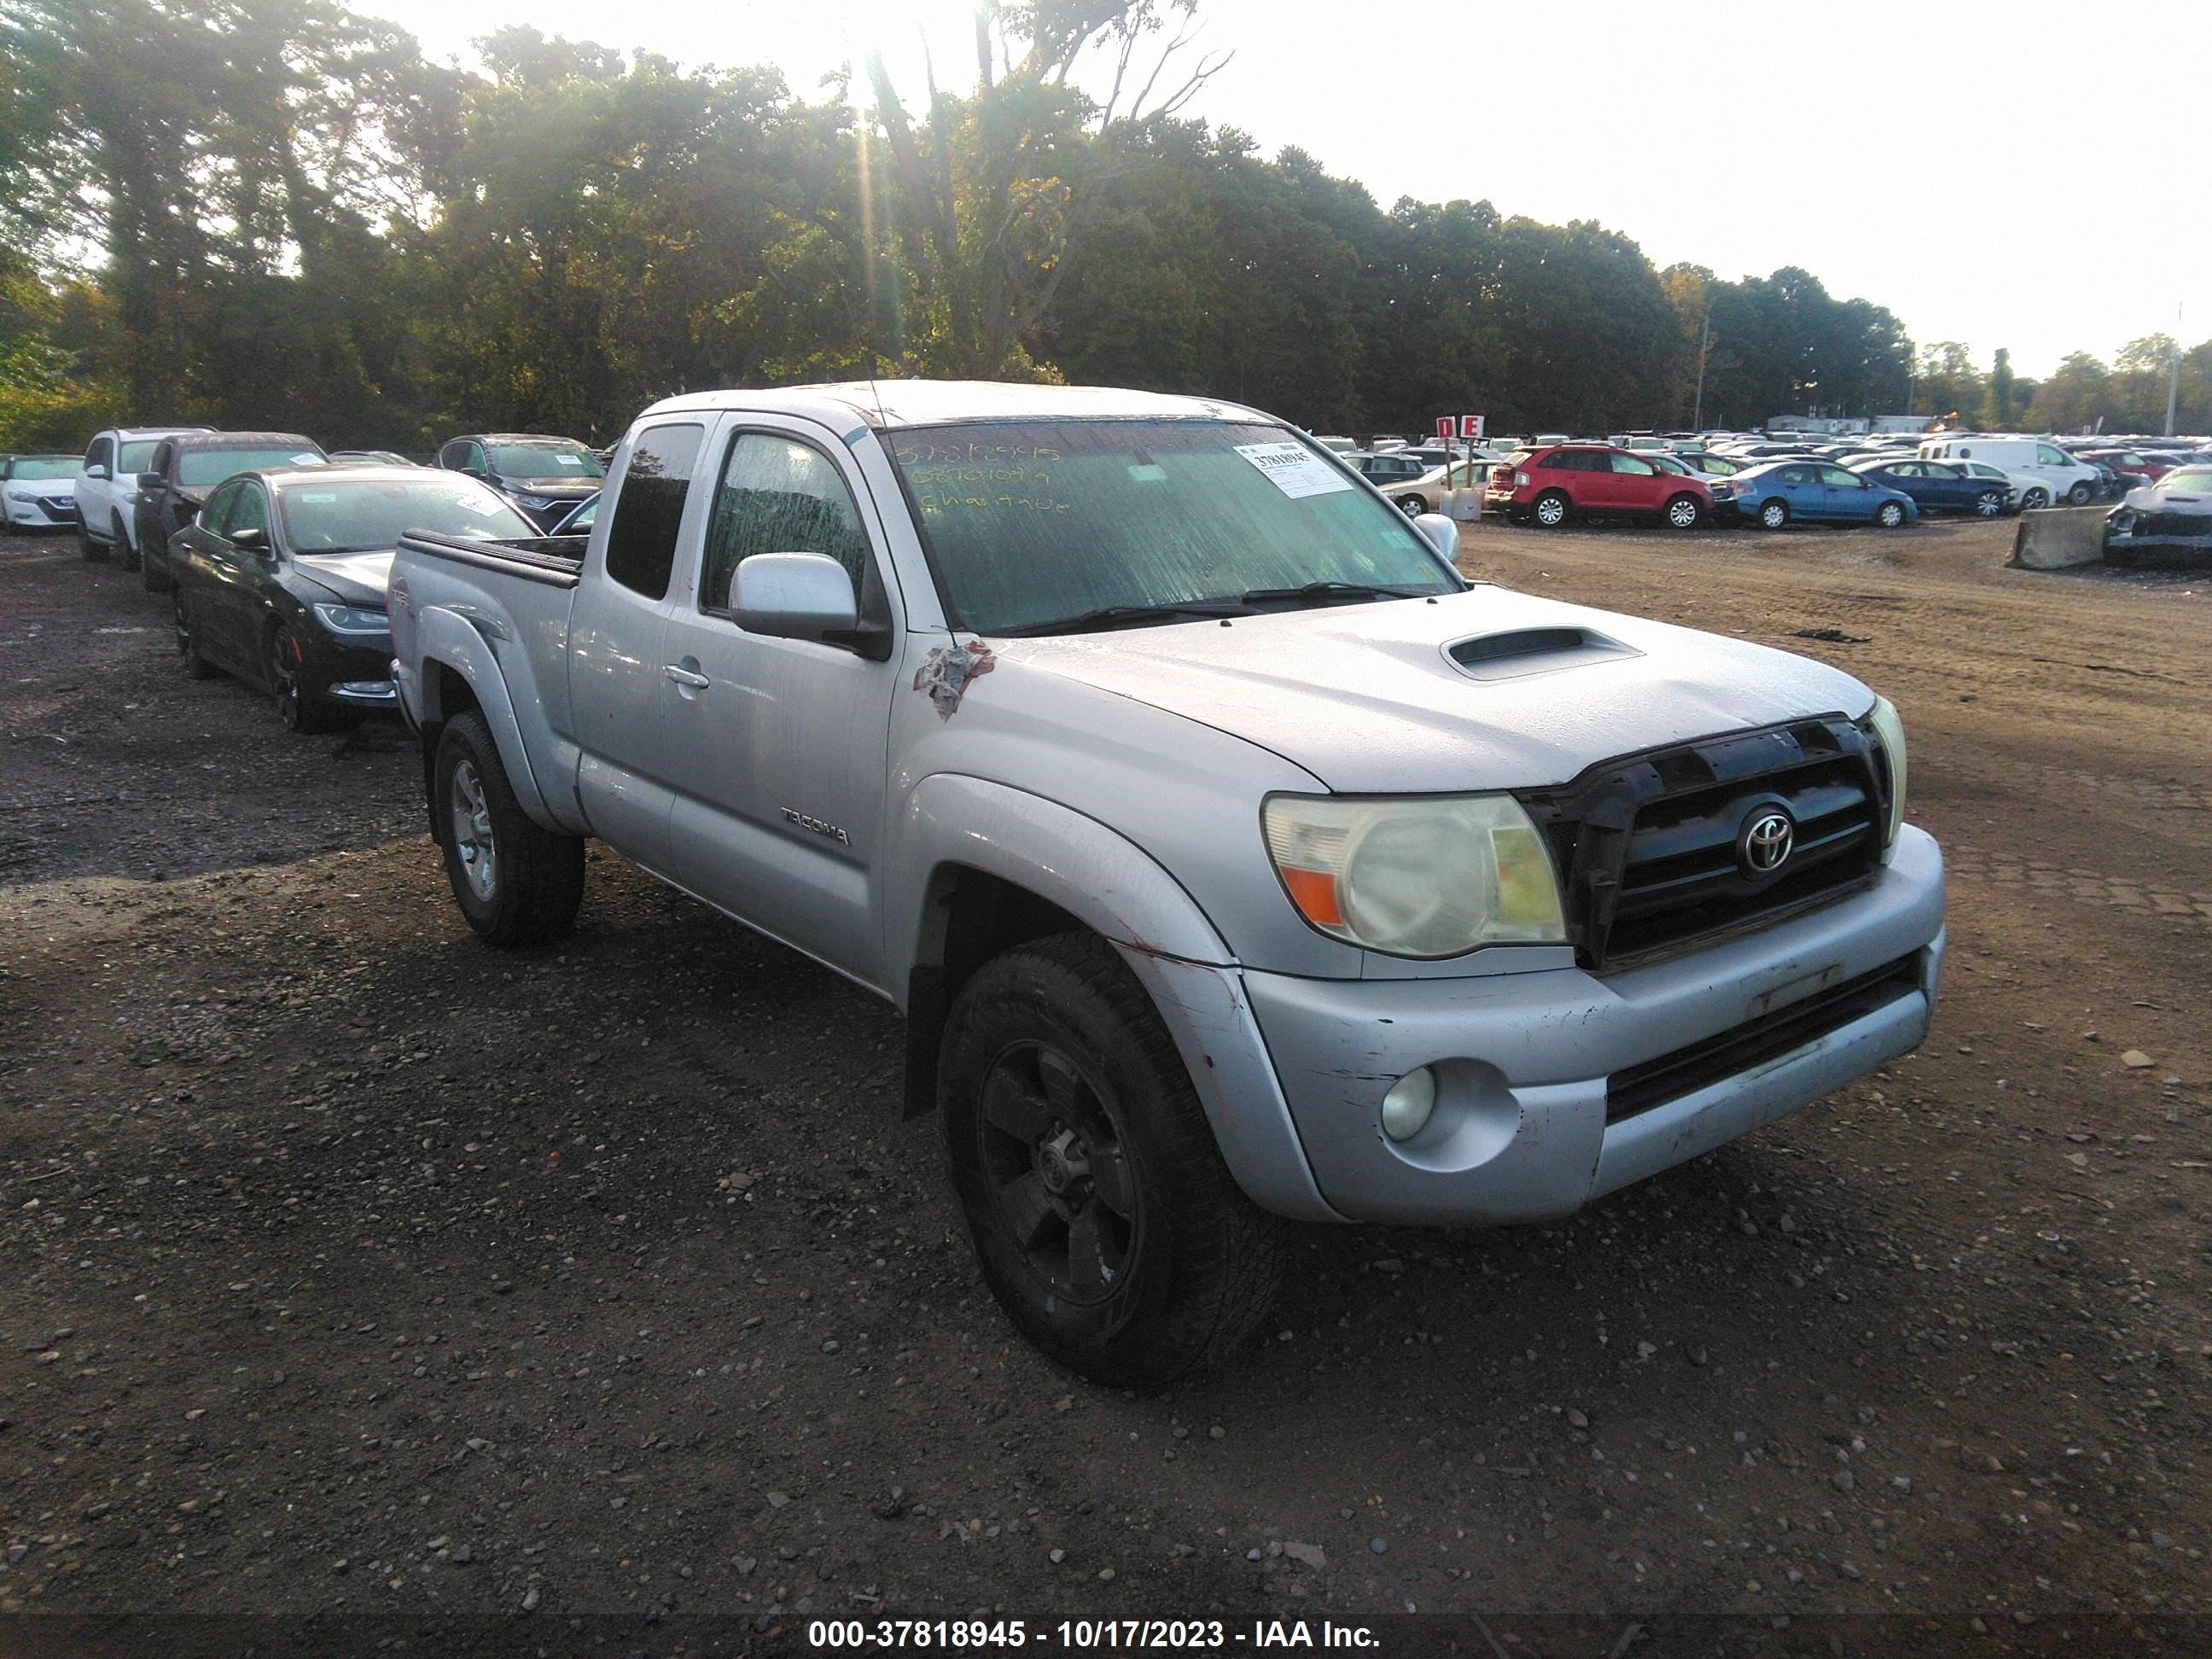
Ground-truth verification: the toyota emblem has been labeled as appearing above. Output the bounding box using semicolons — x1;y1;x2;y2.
1739;809;1796;876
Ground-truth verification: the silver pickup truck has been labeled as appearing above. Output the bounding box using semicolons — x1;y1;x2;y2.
389;381;1945;1384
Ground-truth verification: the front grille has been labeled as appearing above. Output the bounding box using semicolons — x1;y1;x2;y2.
1605;952;1923;1124
38;499;79;521
1517;716;1891;972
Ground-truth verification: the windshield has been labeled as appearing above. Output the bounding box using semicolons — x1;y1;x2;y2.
886;419;1458;635
9;457;81;480
489;443;602;480
179;445;324;488
280;478;533;554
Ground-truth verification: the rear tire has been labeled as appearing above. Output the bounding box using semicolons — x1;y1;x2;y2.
432;711;586;946
1758;498;1790;530
1533;490;1571;529
939;934;1288;1387
1395;494;1425;517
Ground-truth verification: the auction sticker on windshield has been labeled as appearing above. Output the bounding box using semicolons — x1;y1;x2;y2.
1236;441;1353;499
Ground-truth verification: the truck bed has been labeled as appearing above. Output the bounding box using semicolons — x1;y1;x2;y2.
396;529;583;588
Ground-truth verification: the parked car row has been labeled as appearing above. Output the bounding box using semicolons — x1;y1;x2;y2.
41;421;606;732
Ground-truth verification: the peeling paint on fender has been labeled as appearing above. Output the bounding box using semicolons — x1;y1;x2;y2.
912;639;996;718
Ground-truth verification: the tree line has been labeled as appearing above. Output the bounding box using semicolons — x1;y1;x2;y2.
3;0;2206;456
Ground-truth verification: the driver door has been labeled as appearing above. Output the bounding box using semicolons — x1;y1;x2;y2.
658;422;904;992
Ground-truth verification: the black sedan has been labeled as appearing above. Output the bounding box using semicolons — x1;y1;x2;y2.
1847;457;2010;519
434;432;604;529
169;467;533;733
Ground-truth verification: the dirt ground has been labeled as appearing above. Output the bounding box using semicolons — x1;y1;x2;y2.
2;515;2207;1650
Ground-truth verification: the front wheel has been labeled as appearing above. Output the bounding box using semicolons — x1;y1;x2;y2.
79;522;106;562
112;515;139;573
1974;490;2005;518
1876;501;1906;528
269;623;345;734
2066;481;2093;506
1758;498;1790;530
1662;492;1702;530
432;711;586;946
141;541;172;593
175;591;218;679
939;934;1288;1386
1532;490;1570;529
2022;487;2050;510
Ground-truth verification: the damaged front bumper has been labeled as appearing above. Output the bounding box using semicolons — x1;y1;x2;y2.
1227;825;1945;1225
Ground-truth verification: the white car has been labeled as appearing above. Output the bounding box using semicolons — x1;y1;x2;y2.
1915;434;2099;509
2;454;84;533
74;425;212;567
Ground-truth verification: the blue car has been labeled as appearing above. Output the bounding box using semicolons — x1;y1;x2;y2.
1729;460;1918;530
1848;458;2009;519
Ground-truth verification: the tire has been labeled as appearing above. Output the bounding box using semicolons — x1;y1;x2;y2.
1662;492;1702;530
79;521;107;562
268;622;345;735
1395;495;1425;517
432;710;586;946
2022;487;2050;510
1532;490;1571;529
112;514;139;573
939;933;1289;1386
174;591;218;679
2066;481;2093;506
1974;490;2004;518
1876;501;1906;528
1758;498;1790;530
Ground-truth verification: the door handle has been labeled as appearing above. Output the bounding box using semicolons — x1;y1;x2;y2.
664;664;710;689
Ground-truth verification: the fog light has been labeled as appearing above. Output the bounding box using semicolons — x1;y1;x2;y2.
1380;1067;1438;1142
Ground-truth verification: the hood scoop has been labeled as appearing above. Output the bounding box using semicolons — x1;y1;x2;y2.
1445;625;1641;682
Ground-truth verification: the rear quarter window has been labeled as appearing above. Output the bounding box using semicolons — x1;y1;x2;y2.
602;422;706;599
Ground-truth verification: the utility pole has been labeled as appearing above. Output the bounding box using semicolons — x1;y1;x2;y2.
2166;303;2183;437
1691;312;1712;431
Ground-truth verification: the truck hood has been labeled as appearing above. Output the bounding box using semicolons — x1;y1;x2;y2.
989;585;1875;793
292;550;394;608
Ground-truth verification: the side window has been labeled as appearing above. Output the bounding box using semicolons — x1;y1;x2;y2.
1610;453;1656;474
464;441;487;471
87;435;113;472
2036;445;2067;466
227;483;271;541
1819;466;1859;487
1955;446;1972;459
149;441;174;480
201;480;240;533
1778;466;1808;485
1536;451;1570;470
437;442;462;469
701;432;872;616
603;421;705;600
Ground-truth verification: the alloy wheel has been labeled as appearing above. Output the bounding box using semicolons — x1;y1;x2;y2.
448;758;499;902
975;1039;1138;1305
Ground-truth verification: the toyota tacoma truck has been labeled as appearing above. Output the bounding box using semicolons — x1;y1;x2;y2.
389;381;1945;1384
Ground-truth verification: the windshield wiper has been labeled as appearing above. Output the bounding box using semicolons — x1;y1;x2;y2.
994;600;1252;637
1237;580;1432;606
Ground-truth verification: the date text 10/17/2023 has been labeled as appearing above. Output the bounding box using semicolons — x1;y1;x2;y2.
806;1620;1380;1650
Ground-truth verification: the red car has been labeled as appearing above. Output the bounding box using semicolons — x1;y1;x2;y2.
1485;442;1715;529
2080;448;2175;486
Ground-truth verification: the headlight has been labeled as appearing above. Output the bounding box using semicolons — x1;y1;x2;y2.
1864;695;1908;853
311;602;390;637
1262;793;1566;958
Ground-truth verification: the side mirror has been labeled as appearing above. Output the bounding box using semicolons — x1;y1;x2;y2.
1413;511;1459;560
230;526;267;551
137;472;166;492
732;551;858;643
85;463;109;480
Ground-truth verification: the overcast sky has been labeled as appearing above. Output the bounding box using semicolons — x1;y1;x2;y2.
356;0;2203;382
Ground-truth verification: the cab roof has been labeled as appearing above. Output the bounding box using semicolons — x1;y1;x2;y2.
638;380;1270;433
